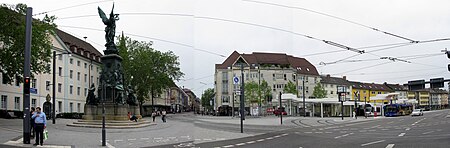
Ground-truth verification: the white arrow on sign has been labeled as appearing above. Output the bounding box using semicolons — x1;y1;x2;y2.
233;76;239;84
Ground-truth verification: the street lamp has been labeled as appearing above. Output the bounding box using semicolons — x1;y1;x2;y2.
52;51;71;124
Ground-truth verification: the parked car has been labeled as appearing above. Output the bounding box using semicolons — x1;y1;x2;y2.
273;108;287;116
411;109;424;116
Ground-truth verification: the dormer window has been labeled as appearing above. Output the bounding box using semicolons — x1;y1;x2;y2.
306;68;310;71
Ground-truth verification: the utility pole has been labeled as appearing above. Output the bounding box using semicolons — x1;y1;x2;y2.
354;91;358;119
101;79;106;146
279;92;282;125
22;7;32;144
302;76;306;117
258;67;261;116
240;64;245;133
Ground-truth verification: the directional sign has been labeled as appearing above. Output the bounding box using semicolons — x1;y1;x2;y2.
233;76;239;84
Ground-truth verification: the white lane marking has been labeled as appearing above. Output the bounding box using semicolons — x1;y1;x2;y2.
274;135;281;138
180;136;190;138
361;140;386;146
315;132;323;133
168;137;176;139
114;140;123;143
195;139;201;141
106;142;116;148
405;128;410;131
204;138;212;141
265;137;273;140
386;144;395;148
140;138;149;140
128;139;136;141
216;138;226;140
257;139;265;142
236;143;246;146
422;131;434;135
154;137;163;140
304;132;313;133
246;141;256;144
325;132;332;134
398;133;406;137
334;133;353;139
223;145;235;148
281;133;289;136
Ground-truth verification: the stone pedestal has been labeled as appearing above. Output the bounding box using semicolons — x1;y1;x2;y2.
129;105;141;119
83;104;98;120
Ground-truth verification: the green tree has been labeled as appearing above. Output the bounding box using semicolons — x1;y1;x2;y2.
312;83;327;98
244;81;259;105
117;35;184;114
201;88;215;110
283;80;298;94
259;80;272;104
0;4;56;84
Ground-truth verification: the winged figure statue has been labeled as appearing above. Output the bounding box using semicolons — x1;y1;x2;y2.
98;4;119;54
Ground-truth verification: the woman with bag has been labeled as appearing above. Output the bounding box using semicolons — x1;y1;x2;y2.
31;107;47;146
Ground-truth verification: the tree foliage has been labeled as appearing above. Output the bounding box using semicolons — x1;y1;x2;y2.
117;35;184;110
0;4;56;84
201;88;215;109
283;80;298;95
244;81;259;105
313;83;327;98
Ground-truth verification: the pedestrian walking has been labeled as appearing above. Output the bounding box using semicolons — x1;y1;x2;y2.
31;107;46;146
30;107;35;139
161;110;167;122
151;111;156;122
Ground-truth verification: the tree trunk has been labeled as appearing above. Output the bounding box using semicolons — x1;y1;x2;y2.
139;101;144;115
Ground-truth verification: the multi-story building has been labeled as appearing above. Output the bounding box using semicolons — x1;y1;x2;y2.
183;88;199;113
214;51;319;116
0;29;102;114
320;75;351;99
142;82;189;115
350;82;391;104
429;89;448;110
408;89;430;109
384;83;408;102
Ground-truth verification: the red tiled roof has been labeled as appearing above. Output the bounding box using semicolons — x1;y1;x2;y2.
55;29;103;63
216;51;319;75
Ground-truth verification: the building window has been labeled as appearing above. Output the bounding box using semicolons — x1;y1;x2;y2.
58;83;62;93
331;91;334;94
84;74;87;83
70;70;73;79
46;81;50;90
306;86;309;93
84;63;87;69
372;91;375;94
31;98;36;108
91;76;93;84
222;72;228;80
84;88;88;96
58;101;62;113
14;97;20;110
2;73;7;84
77;103;81;113
222;96;230;103
70;102;73;113
378;92;381;94
77;60;80;66
77;72;80;81
1;95;7;109
222;82;228;94
70;58;73;64
58;67;62;76
306;76;309;83
15;76;20;86
70;85;73;94
58;54;62;60
32;79;37;88
90;65;93;70
77;87;80;96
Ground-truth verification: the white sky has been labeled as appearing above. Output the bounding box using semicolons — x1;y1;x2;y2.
5;0;450;96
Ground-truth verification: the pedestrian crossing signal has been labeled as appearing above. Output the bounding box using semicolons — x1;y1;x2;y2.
24;77;30;94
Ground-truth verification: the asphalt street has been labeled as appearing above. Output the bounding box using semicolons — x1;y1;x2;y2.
170;110;450;148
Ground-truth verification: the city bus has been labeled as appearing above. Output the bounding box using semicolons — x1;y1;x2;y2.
383;104;413;117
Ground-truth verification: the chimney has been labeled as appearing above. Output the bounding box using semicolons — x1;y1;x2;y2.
343;76;346;80
326;74;330;78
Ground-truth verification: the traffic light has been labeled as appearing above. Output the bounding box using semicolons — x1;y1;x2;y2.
24;77;30;94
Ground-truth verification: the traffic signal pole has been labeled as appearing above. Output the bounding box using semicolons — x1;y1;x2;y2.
23;7;32;144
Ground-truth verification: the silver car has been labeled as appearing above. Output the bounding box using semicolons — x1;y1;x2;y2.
411;109;423;116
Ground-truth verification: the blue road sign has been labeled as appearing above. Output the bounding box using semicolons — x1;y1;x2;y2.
233;76;239;84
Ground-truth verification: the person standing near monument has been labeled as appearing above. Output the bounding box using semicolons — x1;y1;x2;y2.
151;111;156;122
31;107;46;146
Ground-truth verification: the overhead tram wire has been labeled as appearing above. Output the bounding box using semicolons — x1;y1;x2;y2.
57;25;227;58
33;0;113;16
345;67;443;76
242;0;417;42
57;12;194;20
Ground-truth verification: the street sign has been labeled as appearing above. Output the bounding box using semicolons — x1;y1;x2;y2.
430;78;444;88
235;90;241;95
233;76;239;84
30;88;37;94
337;86;346;93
